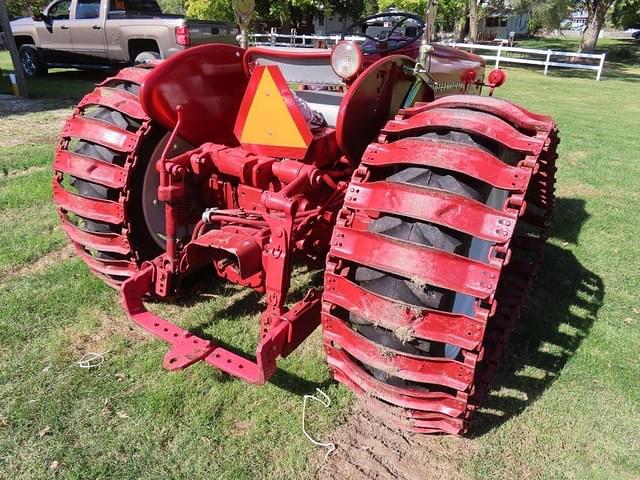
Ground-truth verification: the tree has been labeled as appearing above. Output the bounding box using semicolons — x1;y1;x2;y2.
5;0;46;17
468;0;478;40
378;0;468;36
612;0;640;29
186;0;234;20
514;0;573;35
452;2;468;40
158;0;186;14
578;0;616;52
377;0;428;15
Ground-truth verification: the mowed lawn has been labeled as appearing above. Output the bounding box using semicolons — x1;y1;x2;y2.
1;38;639;479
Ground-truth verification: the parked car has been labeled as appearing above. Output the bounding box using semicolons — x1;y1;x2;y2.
633;31;640;40
10;0;238;76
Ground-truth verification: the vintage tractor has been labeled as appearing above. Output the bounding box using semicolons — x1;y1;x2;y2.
52;3;558;435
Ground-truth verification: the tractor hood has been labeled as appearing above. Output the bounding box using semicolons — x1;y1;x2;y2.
429;43;486;87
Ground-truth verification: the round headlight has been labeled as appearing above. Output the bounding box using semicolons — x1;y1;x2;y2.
331;41;364;80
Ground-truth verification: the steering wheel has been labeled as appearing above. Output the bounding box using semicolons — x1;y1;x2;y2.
342;11;425;54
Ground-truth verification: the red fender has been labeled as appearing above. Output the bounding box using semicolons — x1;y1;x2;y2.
140;43;249;147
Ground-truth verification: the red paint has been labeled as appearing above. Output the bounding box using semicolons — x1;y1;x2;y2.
53;40;560;436
336;55;416;162
140;43;249;146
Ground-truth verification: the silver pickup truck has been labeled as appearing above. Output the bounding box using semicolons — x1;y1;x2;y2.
10;0;238;76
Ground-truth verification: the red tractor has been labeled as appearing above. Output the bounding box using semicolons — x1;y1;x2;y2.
52;4;558;435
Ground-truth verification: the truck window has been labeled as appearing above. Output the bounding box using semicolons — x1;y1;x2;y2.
109;0;162;14
76;0;101;19
48;0;71;20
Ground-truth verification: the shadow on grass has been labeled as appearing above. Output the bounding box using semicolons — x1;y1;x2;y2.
0;68;107;116
472;198;605;436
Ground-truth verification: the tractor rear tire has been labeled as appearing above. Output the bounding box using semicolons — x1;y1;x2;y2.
53;65;165;287
322;95;559;434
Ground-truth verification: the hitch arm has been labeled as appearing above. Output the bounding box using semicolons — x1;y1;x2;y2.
120;264;321;384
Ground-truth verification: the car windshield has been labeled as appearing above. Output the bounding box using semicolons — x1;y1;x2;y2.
109;0;162;14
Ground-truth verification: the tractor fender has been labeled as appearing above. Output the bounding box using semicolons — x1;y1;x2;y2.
140;43;249;147
336;55;417;163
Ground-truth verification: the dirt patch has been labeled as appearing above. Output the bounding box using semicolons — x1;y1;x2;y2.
64;307;148;358
314;402;474;480
0;165;48;178
566;150;587;166
4;243;75;281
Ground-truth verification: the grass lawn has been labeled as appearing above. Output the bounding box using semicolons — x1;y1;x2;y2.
1;39;639;479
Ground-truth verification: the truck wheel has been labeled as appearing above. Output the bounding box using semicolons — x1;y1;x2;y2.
53;65;190;287
322;95;559;434
18;45;47;77
134;51;161;65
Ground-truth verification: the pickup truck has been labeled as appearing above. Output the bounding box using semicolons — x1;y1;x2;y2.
10;0;238;76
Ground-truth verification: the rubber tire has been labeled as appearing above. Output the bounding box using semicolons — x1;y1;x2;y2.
18;45;47;77
134;51;161;65
68;80;165;283
349;131;496;386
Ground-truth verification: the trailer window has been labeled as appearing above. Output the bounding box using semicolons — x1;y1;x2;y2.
76;0;101;19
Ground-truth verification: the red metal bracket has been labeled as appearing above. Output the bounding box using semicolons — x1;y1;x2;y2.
323;314;473;391
324;273;486;350
383;108;545;156
345;181;518;243
120;264;321;384
330;226;501;299
362;138;532;192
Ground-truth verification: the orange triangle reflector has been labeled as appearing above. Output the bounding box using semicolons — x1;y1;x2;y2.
234;66;313;159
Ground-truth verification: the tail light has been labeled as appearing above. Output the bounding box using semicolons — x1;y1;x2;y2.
487;68;507;88
331;41;364;80
175;25;191;47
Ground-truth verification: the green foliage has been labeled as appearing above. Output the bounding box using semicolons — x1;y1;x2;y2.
157;0;186;14
612;0;640;28
377;0;468;31
185;0;234;20
6;0;46;18
514;0;573;34
378;0;427;15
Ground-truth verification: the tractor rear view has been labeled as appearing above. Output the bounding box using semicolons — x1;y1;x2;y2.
52;2;558;435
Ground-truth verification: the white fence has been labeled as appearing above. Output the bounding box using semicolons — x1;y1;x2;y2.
249;29;363;48
444;42;607;81
248;31;607;81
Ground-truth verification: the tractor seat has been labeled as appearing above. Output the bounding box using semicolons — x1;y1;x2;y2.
294;90;343;127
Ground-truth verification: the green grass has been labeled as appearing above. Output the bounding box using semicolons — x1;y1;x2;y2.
1;39;640;479
0;51;104;98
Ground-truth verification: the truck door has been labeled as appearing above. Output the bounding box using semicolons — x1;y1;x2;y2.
35;0;73;63
70;0;107;63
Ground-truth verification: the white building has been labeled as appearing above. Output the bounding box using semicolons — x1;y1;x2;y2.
479;11;530;39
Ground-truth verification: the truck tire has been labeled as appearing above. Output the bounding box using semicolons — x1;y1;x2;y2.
322;95;559;434
18;45;47;77
134;51;161;65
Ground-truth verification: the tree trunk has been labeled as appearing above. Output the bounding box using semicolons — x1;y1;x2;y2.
468;0;478;42
579;1;612;53
454;4;469;42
